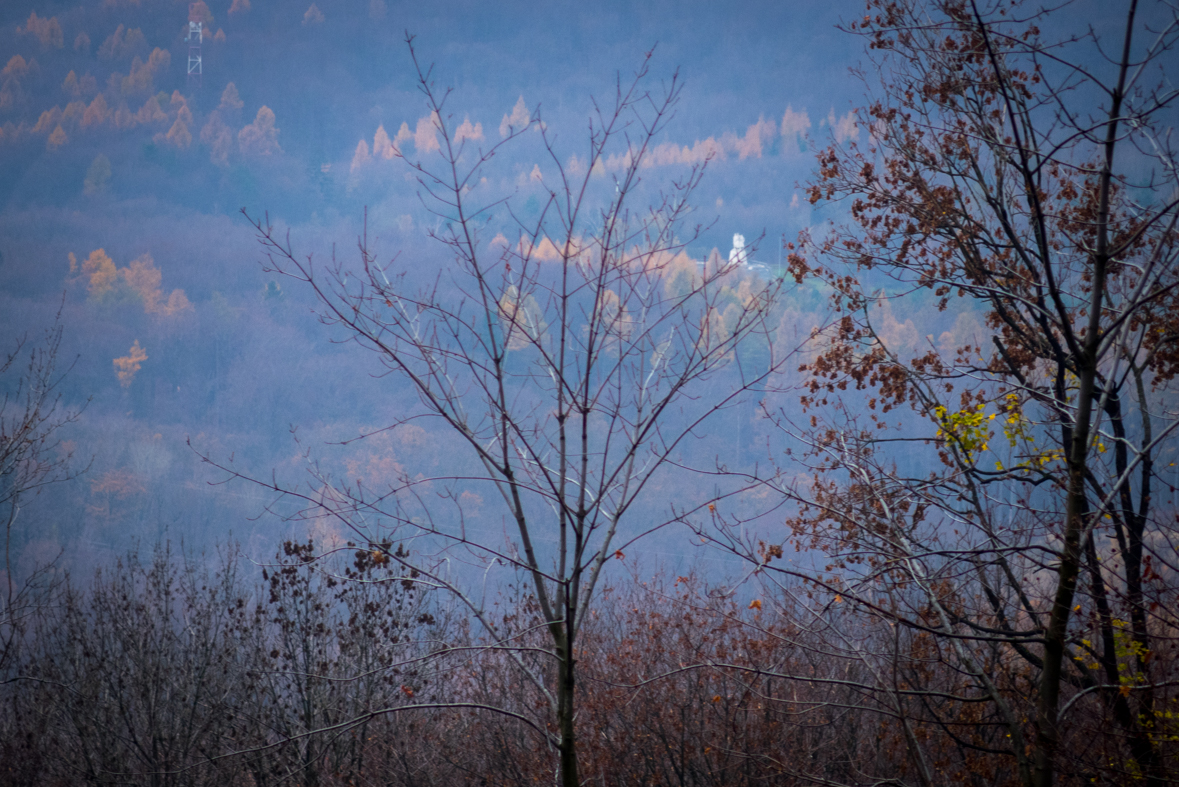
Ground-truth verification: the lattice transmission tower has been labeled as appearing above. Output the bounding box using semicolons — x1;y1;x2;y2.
186;4;202;90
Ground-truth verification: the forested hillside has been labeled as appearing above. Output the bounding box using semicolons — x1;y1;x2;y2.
2;0;1177;785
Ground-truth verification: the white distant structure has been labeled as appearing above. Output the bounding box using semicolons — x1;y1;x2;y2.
728;233;748;268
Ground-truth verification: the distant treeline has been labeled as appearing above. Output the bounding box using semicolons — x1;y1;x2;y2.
3;539;1173;786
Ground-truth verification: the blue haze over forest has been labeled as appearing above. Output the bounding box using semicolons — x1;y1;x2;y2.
0;0;1102;578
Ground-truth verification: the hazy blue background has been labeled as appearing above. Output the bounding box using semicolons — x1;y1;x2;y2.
0;0;973;578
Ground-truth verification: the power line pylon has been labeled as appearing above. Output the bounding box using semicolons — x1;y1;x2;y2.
186;4;202;90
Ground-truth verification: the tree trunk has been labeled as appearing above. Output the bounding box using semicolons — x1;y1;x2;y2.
557;630;579;787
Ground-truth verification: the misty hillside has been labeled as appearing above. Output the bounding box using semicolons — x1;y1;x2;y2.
2;1;1177;785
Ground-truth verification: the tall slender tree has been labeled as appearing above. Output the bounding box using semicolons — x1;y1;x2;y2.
213;40;790;785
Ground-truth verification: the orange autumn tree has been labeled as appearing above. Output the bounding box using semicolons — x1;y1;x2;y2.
72;250;192;316
717;1;1179;786
113;340;146;388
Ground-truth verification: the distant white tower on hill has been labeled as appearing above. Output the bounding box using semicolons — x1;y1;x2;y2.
728;233;748;268
186;3;202;90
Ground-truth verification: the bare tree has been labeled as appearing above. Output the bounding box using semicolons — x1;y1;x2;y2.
230;540;447;787
206;40;790;786
26;545;250;787
710;1;1179;785
1;310;85;676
